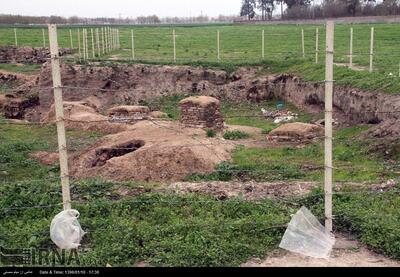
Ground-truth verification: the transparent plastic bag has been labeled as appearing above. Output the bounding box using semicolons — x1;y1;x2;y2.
279;206;335;259
50;209;85;250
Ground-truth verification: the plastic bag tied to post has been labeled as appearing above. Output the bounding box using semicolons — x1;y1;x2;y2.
50;209;85;250
279;206;335;259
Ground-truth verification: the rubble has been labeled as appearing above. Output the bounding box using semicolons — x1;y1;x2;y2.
261;108;298;124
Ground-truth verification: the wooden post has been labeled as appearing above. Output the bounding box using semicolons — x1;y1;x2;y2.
301;28;305;58
324;21;334;233
91;28;95;59
117;29;120;49
173;29;176;62
315;28;319;64
42;29;46;48
101;27;105;54
108;27;111;52
85;29;89;59
48;24;71;211
349;28;353;69
369;27;374;73
77;29;81;59
217;30;220;62
131;30;135;60
262;29;265;59
104;27;108;53
14;28;18;46
69;29;74;49
82;29;86;60
96;28;100;57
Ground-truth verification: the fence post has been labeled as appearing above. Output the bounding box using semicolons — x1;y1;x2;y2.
91;29;95;59
96;28;100;57
173;29;176;62
48;24;71;211
301;29;305;58
85;29;89;59
69;29;74;49
324;21;334;233
101;27;105;54
262;29;265;59
77;29;81;59
369;27;374;73
349;28;353;69
131;30;135;60
82;29;86;60
217;30;220;62
42;29;46;48
104;27;108;54
14;28;18;46
315;28;319;64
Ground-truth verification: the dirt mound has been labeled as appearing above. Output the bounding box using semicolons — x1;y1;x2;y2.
0;95;5;108
268;122;324;142
70;120;235;182
149;111;168;119
0;46;71;64
29;151;59;166
360;120;400;157
43;101;128;134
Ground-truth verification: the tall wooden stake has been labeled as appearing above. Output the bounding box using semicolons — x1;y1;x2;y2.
91;28;95;59
301;28;305;58
315;28;319;64
69;29;74;49
42;29;46;48
262;29;265;59
217;30;220;62
369;27;374;73
77;29;81;59
324;21;334;233
14;28;18;46
173;29;176;62
131;30;135;60
101;27;105;54
349;28;353;69
48;24;71;211
96;28;100;57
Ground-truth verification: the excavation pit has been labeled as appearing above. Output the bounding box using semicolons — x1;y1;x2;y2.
91;140;145;167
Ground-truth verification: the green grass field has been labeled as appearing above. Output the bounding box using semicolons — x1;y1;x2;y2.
1;23;400;74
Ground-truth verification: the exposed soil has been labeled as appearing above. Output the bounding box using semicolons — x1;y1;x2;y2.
165;181;319;200
242;234;400;267
0;46;72;64
29;151;59;166
70;120;237;182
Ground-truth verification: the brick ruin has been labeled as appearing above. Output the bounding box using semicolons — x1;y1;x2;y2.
179;96;224;130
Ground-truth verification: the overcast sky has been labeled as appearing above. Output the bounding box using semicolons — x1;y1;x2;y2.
0;0;242;18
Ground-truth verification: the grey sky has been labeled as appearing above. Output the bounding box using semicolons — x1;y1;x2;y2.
0;0;242;18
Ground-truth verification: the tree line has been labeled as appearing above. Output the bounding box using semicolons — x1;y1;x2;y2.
0;14;242;25
240;0;400;20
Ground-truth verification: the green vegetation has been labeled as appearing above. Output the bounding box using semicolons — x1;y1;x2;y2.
0;118;102;181
223;130;251;140
0;63;41;75
190;125;399;183
206;129;216;138
304;186;400;260
1;23;400;93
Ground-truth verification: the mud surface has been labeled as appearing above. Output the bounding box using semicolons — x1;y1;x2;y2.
242;234;400;267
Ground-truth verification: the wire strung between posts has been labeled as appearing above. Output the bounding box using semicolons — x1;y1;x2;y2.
2;186;400;214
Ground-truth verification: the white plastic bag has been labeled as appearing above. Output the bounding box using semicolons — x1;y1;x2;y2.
279;206;335;259
50;209;85;250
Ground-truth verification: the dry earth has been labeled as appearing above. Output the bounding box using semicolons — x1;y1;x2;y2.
242;235;400;267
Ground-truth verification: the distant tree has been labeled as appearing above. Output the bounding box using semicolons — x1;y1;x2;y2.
257;0;275;20
284;0;312;9
240;0;257;20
